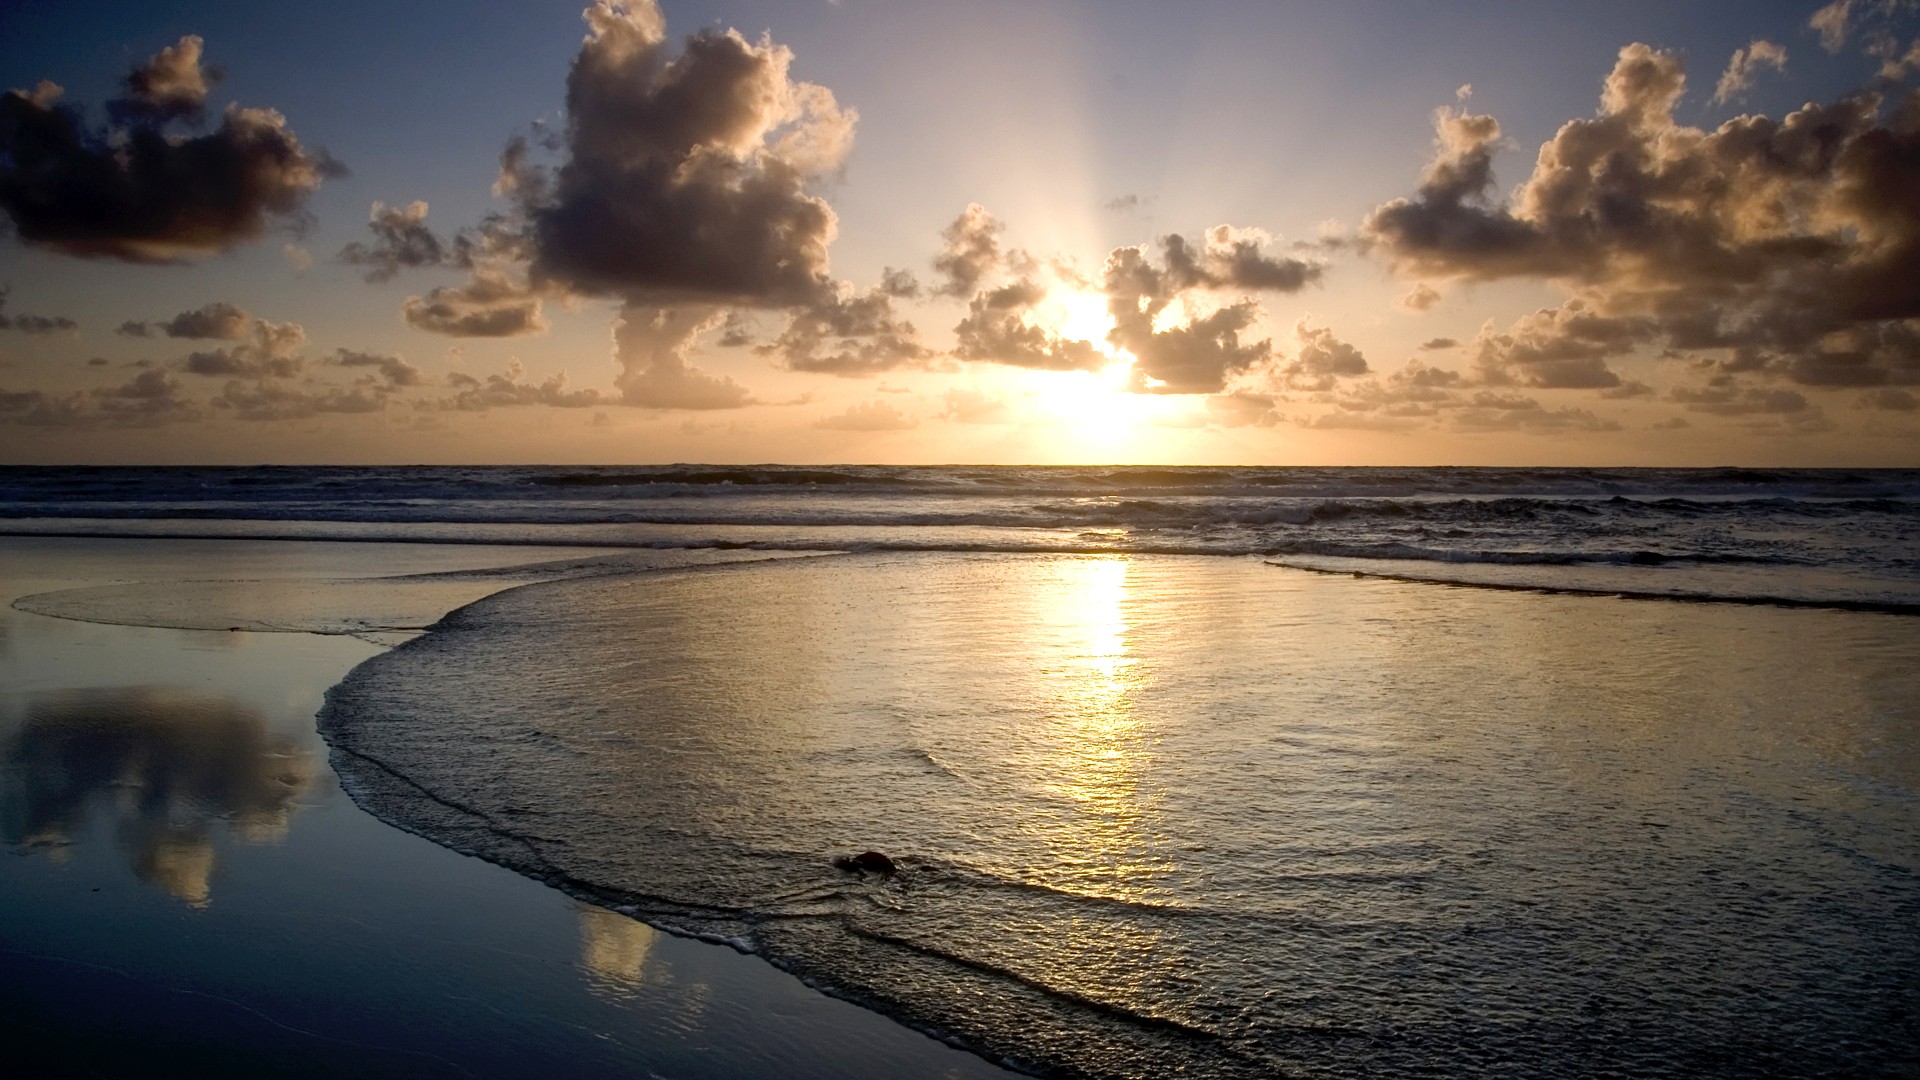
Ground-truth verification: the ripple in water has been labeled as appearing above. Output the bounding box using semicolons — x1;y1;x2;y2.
320;553;1920;1077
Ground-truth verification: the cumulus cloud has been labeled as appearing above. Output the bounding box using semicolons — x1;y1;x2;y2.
1098;228;1320;393
212;378;393;421
0;288;77;334
952;279;1103;372
403;269;549;337
0;37;338;262
761;280;932;375
613;303;753;409
496;1;852;306
440;359;610;411
332;348;422;387
339;201;447;282
1858;385;1919;409
933;203;1005;297
1400;283;1442;311
1712;40;1787;104
1281;320;1370;390
1364;42;1920;395
0;370;197;428
152;302;253;340
178;319;306;379
111;35;218;124
814;399;917;431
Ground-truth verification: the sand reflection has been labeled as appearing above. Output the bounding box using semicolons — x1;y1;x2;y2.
0;688;315;907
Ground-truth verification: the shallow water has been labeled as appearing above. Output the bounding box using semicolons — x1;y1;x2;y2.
322;551;1920;1078
0;538;1011;1079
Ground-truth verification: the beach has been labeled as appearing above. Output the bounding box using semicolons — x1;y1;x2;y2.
0;536;1013;1079
3;466;1918;1078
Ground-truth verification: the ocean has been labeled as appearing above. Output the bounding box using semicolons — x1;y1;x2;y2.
4;465;1917;1077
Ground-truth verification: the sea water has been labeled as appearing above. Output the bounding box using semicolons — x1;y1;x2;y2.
6;466;1917;1076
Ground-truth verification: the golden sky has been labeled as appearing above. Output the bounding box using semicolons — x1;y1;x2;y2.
1;0;1917;464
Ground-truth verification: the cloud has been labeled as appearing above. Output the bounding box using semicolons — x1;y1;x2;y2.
613;303;753;409
939;387;1007;423
1469;300;1653;389
178;319;306;379
493;1;852;307
110;35;218;124
0;37;338;262
814;399;916;431
332;348;422;387
282;242;313;275
1712;40;1787;105
153;301;252;340
339;200;447;282
211;378;393;421
1281;320;1370;390
0;288;77;334
1364;42;1920;395
1203;390;1281;428
1419;337;1459;350
1103;194;1142;214
1669;384;1814;415
1;369;198;428
952;279;1103;371
933;203;1005;297
1098;227;1323;393
1811;1;1860;52
761;280;932;375
1400;283;1442;311
1858;386;1919;409
403;269;548;337
439;359;610;411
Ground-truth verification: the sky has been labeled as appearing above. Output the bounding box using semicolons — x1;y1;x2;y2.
1;0;1917;466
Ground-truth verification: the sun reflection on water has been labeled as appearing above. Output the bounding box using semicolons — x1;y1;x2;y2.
1023;557;1167;899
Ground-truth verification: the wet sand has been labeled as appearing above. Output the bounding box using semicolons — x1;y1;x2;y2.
0;536;1014;1079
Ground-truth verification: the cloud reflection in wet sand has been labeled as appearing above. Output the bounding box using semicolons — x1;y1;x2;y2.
0;687;314;907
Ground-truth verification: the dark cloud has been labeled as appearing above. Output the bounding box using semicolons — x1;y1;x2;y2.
1364;43;1920;393
1419;337;1459;350
0;38;338;263
952;279;1103;372
762;282;932;376
403;270;548;337
933;203;1004;297
1103;194;1143;214
1281;320;1370;390
212;379;392;421
332;348;422;387
716;311;756;346
1094;229;1319;394
439;361;609;412
338;201;447;283
1124;301;1271;394
1669;384;1814;415
178;319;305;379
497;1;851;306
1;369;197;428
1858;386;1920;409
159;302;251;340
0;287;78;334
813;400;917;431
116;320;152;338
